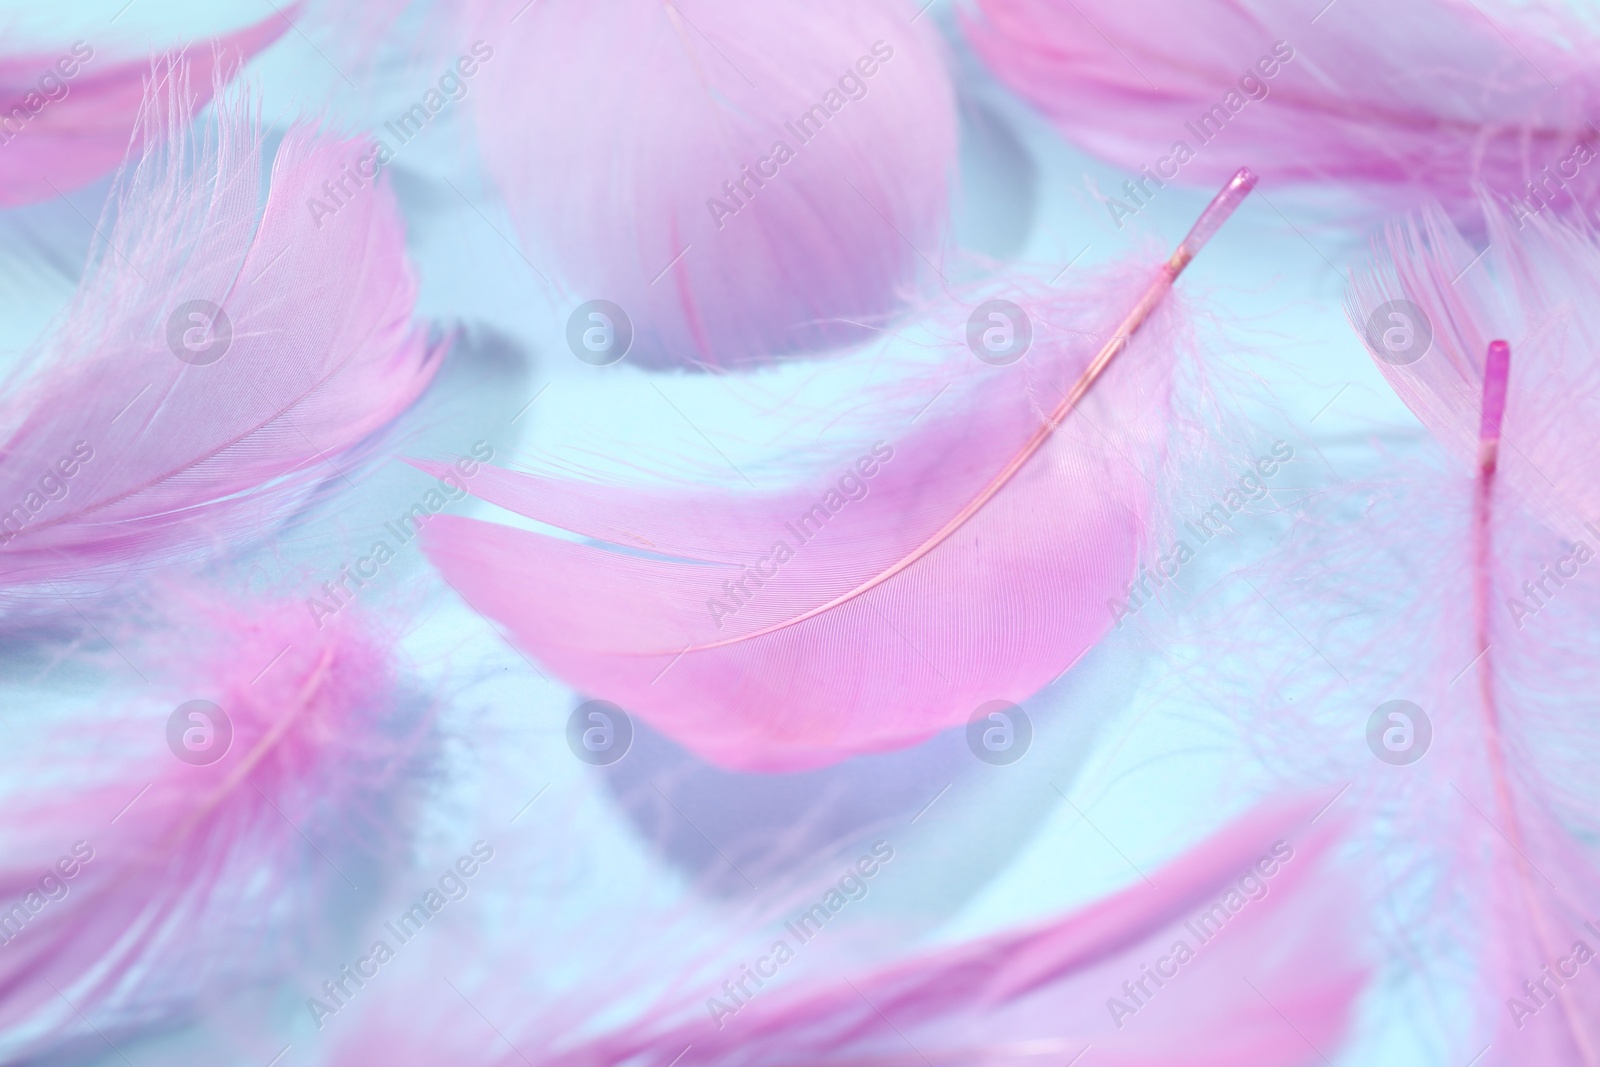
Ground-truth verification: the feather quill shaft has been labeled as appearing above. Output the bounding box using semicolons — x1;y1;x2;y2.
693;167;1258;654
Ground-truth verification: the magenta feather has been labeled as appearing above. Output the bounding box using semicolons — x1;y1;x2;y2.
965;0;1600;222
469;0;957;368
327;796;1365;1065
0;13;291;207
0;70;442;602
417;172;1256;771
0;593;424;1062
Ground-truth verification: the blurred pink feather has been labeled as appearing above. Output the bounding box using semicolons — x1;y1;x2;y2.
417;173;1255;771
1340;203;1600;1063
330;795;1365;1065
469;0;957;368
0;67;443;602
964;0;1600;222
0;12;292;206
0;593;425;1062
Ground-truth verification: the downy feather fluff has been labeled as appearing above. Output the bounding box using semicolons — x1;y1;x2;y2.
0;13;291;207
964;0;1600;224
1205;200;1600;1064
0;69;442;605
325;795;1366;1065
417;172;1256;771
0;591;427;1064
469;0;958;368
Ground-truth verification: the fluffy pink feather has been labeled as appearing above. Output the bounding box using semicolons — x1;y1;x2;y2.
417;172;1255;771
469;0;957;368
0;68;443;603
327;795;1365;1065
1202;200;1600;1063
0;12;292;207
0;592;426;1063
964;0;1600;222
1337;203;1600;1063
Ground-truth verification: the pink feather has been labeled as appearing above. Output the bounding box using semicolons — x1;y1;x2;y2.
469;0;957;368
1340;203;1600;1062
0;592;425;1062
0;68;443;603
964;0;1600;222
417;172;1256;772
1203;200;1600;1063
326;795;1366;1065
0;12;292;207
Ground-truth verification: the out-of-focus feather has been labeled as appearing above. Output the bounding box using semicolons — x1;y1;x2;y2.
0;69;443;605
1207;201;1600;1064
0;13;292;206
964;0;1600;223
416;173;1254;771
469;0;958;368
328;796;1366;1065
0;593;426;1064
1349;200;1600;537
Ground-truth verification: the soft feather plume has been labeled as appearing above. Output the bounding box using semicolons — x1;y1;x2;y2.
325;795;1365;1065
469;0;957;368
1200;200;1600;1063
964;0;1600;223
0;13;292;207
1345;203;1600;1064
0;590;427;1064
0;68;443;606
417;171;1256;771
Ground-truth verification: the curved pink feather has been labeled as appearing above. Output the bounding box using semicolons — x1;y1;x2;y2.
470;0;957;368
416;175;1252;772
965;0;1600;221
418;272;1166;771
0;71;443;600
329;796;1366;1065
0;11;293;206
